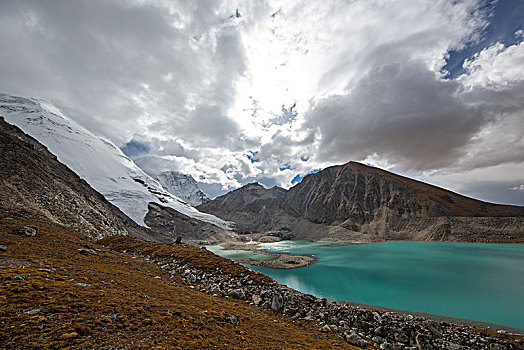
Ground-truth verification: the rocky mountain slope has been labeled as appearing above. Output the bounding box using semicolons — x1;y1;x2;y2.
0;117;155;241
0;93;231;230
154;171;209;206
198;162;524;243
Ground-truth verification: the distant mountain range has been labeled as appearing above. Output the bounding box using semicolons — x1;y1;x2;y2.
1;92;522;244
198;162;524;243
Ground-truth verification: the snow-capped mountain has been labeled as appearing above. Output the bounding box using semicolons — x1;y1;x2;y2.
154;171;209;207
0;93;232;229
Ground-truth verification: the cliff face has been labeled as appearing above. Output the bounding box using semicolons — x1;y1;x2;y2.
0;117;157;241
198;162;524;242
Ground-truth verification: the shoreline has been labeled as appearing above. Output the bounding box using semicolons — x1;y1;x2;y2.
334;299;524;336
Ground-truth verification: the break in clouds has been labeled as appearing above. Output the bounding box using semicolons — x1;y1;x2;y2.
0;0;523;204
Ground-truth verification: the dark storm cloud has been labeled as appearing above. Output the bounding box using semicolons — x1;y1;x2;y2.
304;60;488;170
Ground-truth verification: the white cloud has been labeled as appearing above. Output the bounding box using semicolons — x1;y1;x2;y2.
0;0;523;204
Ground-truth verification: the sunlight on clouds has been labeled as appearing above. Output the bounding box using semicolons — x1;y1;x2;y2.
0;0;522;203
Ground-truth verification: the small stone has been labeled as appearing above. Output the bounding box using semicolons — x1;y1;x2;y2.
319;324;331;333
446;342;461;350
228;289;246;300
229;315;240;326
346;331;367;347
489;344;507;350
252;295;262;306
75;282;92;287
271;291;284;310
12;225;38;237
0;245;6;252
12;275;25;281
24;309;40;315
77;248;98;255
186;273;197;283
61;332;78;340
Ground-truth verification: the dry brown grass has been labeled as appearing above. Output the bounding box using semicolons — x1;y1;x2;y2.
0;217;359;349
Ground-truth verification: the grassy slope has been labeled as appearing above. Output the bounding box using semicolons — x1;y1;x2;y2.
0;217;358;349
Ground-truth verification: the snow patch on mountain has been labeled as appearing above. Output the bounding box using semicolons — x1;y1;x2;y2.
154;171;209;207
0;93;232;230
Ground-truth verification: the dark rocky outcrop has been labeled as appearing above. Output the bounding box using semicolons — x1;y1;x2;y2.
144;202;240;244
198;162;524;242
0;117;158;241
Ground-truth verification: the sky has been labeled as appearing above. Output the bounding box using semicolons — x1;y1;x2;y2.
0;0;523;205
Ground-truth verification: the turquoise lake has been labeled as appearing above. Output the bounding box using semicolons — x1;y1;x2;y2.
234;240;524;330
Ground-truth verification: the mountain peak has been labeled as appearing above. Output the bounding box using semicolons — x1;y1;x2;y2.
154;171;209;207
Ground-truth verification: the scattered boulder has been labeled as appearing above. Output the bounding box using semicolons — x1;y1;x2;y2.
12;225;38;237
346;331;367;347
252;295;262;306
77;248;98;255
319;325;331;333
12;275;25;281
228;289;246;300
175;236;182;244
229;315;240;326
271;291;284;310
24;309;41;315
0;245;6;252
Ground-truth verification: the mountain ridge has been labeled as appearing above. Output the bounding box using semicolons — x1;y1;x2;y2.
198;161;524;243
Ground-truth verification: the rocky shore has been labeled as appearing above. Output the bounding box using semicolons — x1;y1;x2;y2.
118;245;523;350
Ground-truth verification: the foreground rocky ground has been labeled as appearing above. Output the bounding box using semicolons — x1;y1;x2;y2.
0;217;357;349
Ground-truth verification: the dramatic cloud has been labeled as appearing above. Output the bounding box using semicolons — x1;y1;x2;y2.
0;0;523;204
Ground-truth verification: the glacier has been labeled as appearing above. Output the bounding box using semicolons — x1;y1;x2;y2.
0;93;232;230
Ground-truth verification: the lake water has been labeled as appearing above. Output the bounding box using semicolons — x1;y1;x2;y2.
242;240;524;330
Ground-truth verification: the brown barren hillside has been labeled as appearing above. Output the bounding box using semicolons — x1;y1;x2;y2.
0;117;156;241
199;162;524;243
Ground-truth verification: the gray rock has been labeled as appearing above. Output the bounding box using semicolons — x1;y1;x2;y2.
229;315;240;326
12;225;38;237
394;330;410;344
24;309;41;315
446;342;461;350
346;331;367;347
12;275;25;280
186;273;197;283
77;248;98;255
319;325;331;333
489;344;507;350
0;245;6;252
252;295;262;305
271;291;284;310
228;289;246;300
